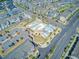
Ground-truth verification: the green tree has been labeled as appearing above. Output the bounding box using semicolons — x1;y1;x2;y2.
0;0;6;2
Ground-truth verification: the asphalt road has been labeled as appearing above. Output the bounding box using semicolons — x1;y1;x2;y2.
71;24;79;59
38;13;79;59
51;15;79;59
